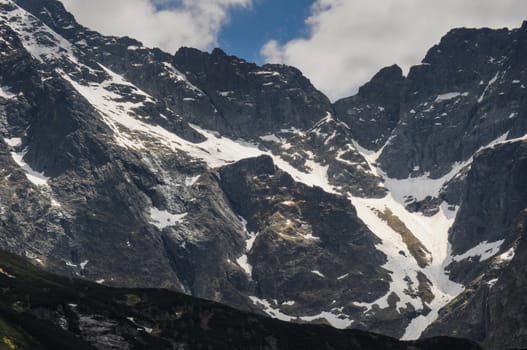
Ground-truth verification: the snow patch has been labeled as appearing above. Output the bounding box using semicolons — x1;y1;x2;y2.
352;140;466;340
10;150;50;186
478;72;500;103
0;267;15;279
299;311;354;329
0;1;76;63
0;86;15;99
184;175;200;186
249;296;354;329
337;273;349;280
311;270;325;278
451;240;504;262
249;297;294;322
487;278;499;288
149;207;187;229
4;137;22;148
434;92;468;102
235;216;259;277
259;134;281;142
494;246;516;265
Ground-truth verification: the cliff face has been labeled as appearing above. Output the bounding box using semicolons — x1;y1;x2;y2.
0;0;526;347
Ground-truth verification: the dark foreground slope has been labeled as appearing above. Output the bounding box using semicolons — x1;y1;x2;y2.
0;250;481;350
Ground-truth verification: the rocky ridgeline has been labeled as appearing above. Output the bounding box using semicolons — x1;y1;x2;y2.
0;0;527;348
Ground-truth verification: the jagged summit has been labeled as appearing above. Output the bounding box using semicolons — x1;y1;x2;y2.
0;0;527;348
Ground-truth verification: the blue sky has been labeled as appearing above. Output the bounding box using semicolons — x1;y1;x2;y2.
216;0;313;64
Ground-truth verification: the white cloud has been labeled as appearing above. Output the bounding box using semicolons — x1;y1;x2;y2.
262;0;527;101
60;0;251;53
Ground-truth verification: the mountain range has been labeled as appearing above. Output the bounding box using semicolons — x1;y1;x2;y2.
0;0;527;349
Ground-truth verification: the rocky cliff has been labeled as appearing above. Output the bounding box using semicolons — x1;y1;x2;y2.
0;0;526;348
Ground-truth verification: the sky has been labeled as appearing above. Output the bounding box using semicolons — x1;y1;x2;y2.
60;0;527;101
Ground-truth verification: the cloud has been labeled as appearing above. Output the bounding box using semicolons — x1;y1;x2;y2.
60;0;251;53
262;0;527;101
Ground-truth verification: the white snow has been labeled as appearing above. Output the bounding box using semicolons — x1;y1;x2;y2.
355;131;517;340
61;64;342;199
435;92;468;103
249;296;354;329
80;260;89;270
161;62;203;93
236;255;253;276
478;72;500;103
0;86;15;99
299;311;354;329
259;134;281;142
494;246;516;265
298;232;319;241
0;1;76;63
126;317;153;333
487;278;499;288
337;273;349;280
184;175;200;186
96;279;105;284
248;297;295;322
311;270;325;278
149;207;187;229
235;216;259;277
0;267;15;279
65;261;77;268
4;137;22;148
351;139;466;340
10;150;50;186
382;162;467;203
451;240;504;263
251;70;280;77
377;131;510;205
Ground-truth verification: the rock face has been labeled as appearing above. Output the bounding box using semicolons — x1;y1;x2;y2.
333;64;405;150
1;0;527;348
336;25;527;179
423;142;527;350
173;47;333;139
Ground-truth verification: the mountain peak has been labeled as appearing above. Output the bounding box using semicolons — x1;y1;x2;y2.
211;47;228;57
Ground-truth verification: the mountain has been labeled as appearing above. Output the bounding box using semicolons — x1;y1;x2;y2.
0;0;526;348
0;248;484;350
